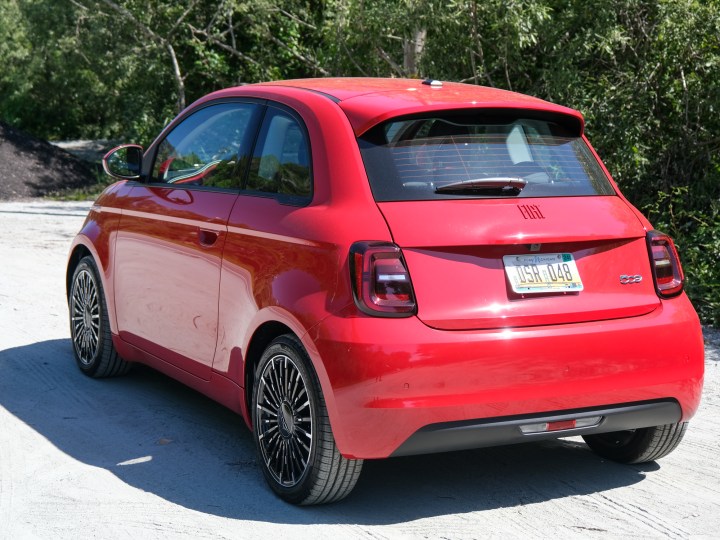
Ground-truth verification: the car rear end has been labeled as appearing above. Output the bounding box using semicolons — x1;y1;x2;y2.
311;98;704;460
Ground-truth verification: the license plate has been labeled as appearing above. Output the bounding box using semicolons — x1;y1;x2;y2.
503;253;584;294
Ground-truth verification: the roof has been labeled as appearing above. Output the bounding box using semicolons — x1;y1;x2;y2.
259;78;585;135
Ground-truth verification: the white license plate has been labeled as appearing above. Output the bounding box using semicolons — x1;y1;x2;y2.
503;253;584;294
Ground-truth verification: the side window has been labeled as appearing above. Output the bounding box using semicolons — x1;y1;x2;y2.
246;107;311;200
152;102;259;188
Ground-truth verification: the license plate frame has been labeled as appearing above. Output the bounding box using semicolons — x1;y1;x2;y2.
503;253;584;294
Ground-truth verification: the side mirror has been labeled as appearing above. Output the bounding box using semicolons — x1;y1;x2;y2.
102;144;144;180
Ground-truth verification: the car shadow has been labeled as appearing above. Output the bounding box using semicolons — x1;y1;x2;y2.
0;339;657;525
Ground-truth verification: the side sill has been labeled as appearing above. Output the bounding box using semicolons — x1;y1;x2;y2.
391;400;682;457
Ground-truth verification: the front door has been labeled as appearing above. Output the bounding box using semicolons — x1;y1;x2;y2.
114;101;262;379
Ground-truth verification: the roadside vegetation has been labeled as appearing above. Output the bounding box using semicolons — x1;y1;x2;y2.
0;0;717;323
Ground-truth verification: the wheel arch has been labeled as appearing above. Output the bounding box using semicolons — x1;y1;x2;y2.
65;244;94;298
241;319;334;433
242;321;295;426
66;235;121;336
66;243;93;300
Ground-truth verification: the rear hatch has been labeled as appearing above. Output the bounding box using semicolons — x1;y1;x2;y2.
358;111;659;330
378;197;658;330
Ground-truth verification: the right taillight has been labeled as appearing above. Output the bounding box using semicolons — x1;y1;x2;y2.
646;230;684;298
349;241;417;317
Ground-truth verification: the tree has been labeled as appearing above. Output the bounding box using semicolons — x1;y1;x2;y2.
1;0;718;322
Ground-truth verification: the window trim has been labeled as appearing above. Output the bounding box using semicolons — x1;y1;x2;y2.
140;98;314;205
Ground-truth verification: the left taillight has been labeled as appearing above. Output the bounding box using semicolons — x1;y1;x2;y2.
349;241;417;317
646;230;684;298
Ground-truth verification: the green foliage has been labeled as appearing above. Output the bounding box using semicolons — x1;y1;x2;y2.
645;187;720;326
1;0;718;322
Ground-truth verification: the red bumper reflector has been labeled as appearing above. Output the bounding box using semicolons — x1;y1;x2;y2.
546;420;576;431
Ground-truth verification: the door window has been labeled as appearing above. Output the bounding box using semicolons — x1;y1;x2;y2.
152;102;260;188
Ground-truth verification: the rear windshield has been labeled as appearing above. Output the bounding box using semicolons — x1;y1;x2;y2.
358;113;616;201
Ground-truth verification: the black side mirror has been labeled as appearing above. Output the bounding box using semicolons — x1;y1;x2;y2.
102;144;144;180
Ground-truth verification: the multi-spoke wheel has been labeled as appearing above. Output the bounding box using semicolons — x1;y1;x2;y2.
71;266;100;365
69;256;130;377
583;422;688;463
252;334;363;505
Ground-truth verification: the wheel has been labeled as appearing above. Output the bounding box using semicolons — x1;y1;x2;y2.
69;256;130;377
252;334;363;505
582;422;688;463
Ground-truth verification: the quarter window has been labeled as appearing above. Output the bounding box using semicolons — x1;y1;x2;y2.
152;102;260;188
246;108;311;200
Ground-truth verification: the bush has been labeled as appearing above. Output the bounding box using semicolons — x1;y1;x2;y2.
645;186;720;326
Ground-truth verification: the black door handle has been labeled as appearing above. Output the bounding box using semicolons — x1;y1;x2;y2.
198;229;219;246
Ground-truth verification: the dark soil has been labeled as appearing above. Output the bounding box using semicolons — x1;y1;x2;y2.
0;121;99;200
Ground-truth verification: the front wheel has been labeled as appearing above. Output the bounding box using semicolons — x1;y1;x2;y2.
252;334;363;505
582;422;688;463
69;256;130;378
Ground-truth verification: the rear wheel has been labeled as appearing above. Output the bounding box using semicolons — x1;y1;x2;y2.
69;256;130;377
252;334;363;505
582;422;688;463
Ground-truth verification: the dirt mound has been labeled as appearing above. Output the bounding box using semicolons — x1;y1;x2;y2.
0;121;99;200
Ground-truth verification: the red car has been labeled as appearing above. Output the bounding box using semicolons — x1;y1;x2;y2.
67;78;704;505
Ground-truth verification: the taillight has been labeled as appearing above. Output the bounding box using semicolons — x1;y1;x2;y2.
349;241;417;317
646;230;684;298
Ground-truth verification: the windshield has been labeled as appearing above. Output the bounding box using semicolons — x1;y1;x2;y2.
358;114;616;201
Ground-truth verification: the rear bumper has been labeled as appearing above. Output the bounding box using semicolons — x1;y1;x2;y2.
392;399;681;457
308;294;704;459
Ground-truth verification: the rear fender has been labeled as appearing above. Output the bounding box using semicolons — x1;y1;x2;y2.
223;305;338;433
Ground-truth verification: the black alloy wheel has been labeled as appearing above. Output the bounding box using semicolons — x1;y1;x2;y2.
252;334;362;505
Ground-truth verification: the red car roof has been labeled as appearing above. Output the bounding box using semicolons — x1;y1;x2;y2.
256;78;585;135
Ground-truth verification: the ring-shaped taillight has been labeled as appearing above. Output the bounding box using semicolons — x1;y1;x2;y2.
349;241;417;317
646;230;684;298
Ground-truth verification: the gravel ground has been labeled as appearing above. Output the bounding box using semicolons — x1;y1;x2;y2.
705;327;720;363
1;200;719;539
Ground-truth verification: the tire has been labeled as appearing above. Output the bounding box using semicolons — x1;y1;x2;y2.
582;422;688;464
252;334;363;505
69;256;130;378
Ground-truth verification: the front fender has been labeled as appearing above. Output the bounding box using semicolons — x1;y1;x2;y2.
66;182;129;334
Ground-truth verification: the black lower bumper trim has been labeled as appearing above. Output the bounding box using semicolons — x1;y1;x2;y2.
391;400;682;457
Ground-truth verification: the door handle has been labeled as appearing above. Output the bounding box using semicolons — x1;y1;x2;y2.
198;229;219;247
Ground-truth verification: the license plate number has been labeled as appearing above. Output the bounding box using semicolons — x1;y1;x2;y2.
503;253;584;294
